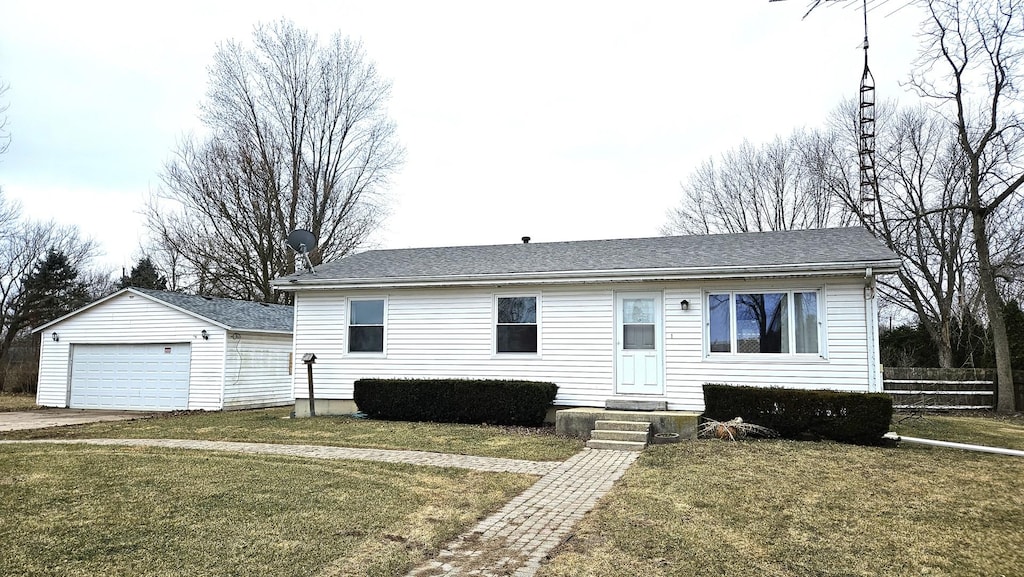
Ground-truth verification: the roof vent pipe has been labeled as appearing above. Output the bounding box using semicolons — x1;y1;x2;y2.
521;236;530;244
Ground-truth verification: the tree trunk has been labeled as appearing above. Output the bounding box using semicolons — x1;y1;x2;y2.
972;210;1016;412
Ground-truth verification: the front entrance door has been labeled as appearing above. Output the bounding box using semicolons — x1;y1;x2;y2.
615;292;664;395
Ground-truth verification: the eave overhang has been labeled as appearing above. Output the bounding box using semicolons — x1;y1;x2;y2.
271;259;903;292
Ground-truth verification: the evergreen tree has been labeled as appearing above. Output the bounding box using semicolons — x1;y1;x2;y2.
0;248;91;390
14;248;91;330
118;256;167;290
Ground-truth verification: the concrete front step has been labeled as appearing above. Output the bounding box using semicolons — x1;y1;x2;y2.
555;408;700;440
588;420;651;451
585;439;647;451
605;399;668;411
594;419;651;432
590;429;650;443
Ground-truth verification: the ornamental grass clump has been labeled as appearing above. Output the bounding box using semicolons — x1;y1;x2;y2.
698;417;778;441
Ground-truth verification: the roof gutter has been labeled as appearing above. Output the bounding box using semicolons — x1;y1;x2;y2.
272;259;903;291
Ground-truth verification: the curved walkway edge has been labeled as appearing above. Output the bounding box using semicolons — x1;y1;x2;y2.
0;438;560;475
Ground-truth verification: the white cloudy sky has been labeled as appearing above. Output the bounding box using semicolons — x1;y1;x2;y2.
0;0;925;273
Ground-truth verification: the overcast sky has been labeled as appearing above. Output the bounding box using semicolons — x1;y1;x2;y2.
0;0;926;273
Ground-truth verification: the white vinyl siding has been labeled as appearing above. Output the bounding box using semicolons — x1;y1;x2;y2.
36;292;223;410
35;291;293;411
666;281;871;403
291;288;615;406
290;277;877;412
222;332;294;409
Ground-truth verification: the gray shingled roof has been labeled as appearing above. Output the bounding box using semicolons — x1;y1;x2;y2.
132;288;293;333
276;227;899;286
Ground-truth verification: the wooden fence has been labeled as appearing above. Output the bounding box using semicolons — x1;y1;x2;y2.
882;367;1024;411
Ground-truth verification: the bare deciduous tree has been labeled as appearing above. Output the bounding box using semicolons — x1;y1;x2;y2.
147;19;404;302
665;100;987;370
0;80;9;158
820;102;977;369
912;0;1024;412
662;130;853;235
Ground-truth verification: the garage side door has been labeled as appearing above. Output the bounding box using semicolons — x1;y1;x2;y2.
70;344;191;411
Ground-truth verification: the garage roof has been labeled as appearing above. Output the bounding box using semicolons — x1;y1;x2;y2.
33;288;294;334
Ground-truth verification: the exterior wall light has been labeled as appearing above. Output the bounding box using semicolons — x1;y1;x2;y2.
680;300;690;311
201;329;209;341
51;332;59;342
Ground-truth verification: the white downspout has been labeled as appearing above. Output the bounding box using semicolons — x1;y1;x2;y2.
884;433;1024;457
864;267;881;393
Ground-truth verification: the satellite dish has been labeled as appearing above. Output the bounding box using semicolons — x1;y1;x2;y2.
286;229;316;253
285;229;317;273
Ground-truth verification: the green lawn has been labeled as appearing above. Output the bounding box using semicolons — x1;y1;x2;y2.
0;407;583;461
0;393;38;412
0;443;534;577
541;434;1024;577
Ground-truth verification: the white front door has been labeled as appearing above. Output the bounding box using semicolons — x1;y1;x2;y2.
615;292;664;395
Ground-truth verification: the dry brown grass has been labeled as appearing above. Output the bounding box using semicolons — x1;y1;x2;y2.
893;411;1024;450
540;439;1024;577
0;407;583;461
0;393;38;412
0;443;534;577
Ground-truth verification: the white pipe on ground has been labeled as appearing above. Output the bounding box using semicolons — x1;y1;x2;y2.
884;432;1024;457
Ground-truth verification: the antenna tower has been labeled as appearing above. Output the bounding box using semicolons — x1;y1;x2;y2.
771;0;880;222
856;0;877;223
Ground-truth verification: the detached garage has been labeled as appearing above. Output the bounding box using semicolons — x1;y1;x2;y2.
33;287;295;411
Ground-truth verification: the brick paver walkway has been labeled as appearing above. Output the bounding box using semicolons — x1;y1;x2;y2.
405;448;639;577
4;438;640;576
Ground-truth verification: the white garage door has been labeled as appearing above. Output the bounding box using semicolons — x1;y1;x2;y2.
70;344;191;411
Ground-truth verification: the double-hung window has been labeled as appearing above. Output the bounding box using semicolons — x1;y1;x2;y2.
348;298;385;353
707;290;821;355
496;296;538;353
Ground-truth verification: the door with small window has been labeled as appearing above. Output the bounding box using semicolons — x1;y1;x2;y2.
615;292;664;395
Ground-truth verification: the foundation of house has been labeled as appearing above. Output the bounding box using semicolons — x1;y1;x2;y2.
555;407;701;440
292;398;358;418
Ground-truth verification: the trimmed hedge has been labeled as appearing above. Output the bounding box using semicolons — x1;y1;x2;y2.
703;383;893;445
353;378;558;426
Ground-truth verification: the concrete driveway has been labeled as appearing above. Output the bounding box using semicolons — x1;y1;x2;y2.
0;409;151;432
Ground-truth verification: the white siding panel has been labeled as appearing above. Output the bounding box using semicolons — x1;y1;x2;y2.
291;277;878;413
291;287;617;406
36;292;226;410
663;280;873;411
222;332;294;409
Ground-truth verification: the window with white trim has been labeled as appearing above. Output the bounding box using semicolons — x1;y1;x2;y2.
496;296;537;353
348;298;385;353
707;290;820;355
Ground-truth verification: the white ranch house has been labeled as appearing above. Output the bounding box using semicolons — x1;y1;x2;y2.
34;288;294;411
273;228;900;417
